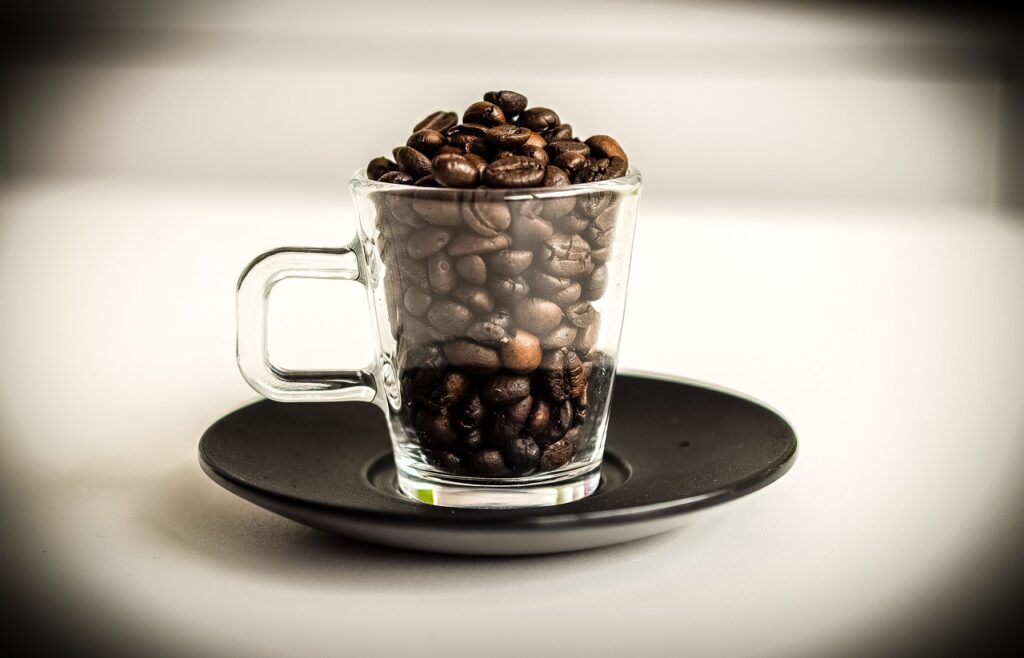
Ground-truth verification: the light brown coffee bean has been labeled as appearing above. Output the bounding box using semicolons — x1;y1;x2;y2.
513;298;563;334
403;287;433;317
406;226;451;259
452;285;495;315
488;250;534;276
447;232;512;256
427;253;455;294
455;255;487;285
540;323;578;349
501;330;542;373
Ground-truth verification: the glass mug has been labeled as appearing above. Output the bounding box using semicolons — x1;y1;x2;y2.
237;169;641;508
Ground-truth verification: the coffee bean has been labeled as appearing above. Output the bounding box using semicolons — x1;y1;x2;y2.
574;320;600;356
462;193;512;237
402;316;434;344
546;140;590;159
427;253;455;294
504;437;541;474
395;146;432;179
414;111;458;133
406;226;451;259
582;223;614;249
367;157;399;180
485;124;532;149
428;370;469;410
443;339;502;372
435;145;464;156
493;149;517;161
488;276;530;304
500;330;542;373
464;153;489;175
403;287;433;317
461;429;485;452
585;135;628;167
431;153;480;188
582;264;608;300
414;409;458;447
464;101;506;126
412;191;463;226
488;250;534;276
525;130;547;148
521;145;549;164
480;373;531;405
414;175;441;187
483;90;528;117
452;284;495;315
455;255;487;285
549;399;574;440
529;271;571;297
517;107;560;132
545;124;573;142
550;282;582;306
606;156;628;179
483;156;546;188
378;170;414;185
447;232;512;256
509;213;554;247
457;393;485;430
576;190;612;218
565;301;597;327
407;129;446;155
525;398;551;437
446;123;489;149
469;449;509;477
539;430;577;470
467;309;512;343
590;246;612;264
553;212;589;234
433;451;462;473
553;151;588;173
513;298;563;334
540;323;578;349
539;233;592;277
489;395;533;446
427;300;472;335
541;347;584;401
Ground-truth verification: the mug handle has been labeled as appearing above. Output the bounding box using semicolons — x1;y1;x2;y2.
236;245;378;403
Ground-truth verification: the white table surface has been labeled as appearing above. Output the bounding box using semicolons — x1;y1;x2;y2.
2;177;1023;656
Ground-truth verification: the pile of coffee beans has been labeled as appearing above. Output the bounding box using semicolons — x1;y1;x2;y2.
365;90;628;188
370;91;628;478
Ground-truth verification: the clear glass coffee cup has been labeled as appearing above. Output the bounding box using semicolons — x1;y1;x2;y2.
237;169;641;508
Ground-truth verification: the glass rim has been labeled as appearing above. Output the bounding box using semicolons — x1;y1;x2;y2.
349;166;642;197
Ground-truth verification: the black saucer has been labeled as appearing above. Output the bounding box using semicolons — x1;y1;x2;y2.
199;373;797;555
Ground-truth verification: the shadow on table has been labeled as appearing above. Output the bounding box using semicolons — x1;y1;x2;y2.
140;460;693;591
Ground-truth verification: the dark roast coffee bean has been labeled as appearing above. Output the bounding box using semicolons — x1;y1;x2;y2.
403;287;433;317
435;145;463;156
517;107;560;132
414;409;458;447
378;170;414;185
403;343;445;371
483;90;528;117
576;190;613;219
367;157;399;180
462;193;512;237
525;130;547;148
452;284;495;315
541;347;585;401
488;250;534;276
521;145;549;164
431;153;480;188
412;191;463;226
539;233;592;277
539;429;578;470
455;255;487;285
574;320;599;356
509;213;554;247
606;156;628;179
443;339;502;372
566;301;597;327
428;370;469;410
407;129;446;155
481;373;531;406
585;135;628;167
582;264;608;300
513;297;563;334
467;138;494;158
504;437;541;474
549;399;574;440
406;226;451;259
544;124;573;142
488;276;530;304
525;398;551;438
464;153;489;175
469;449;509;477
427;253;455;294
427;300;473;335
461;429;485;452
446;123;489;149
488;395;533;445
529;271;571;297
540;323;578;349
553;151;588;173
582;223;614;249
553;212;589;234
414;175;441;187
463;101;506;126
414;111;458;133
435;451;462;472
550;282;582;306
447;232;512;256
395;146;432;179
500;330;542;373
467;309;513;344
457;393;485;430
482;156;546;188
485;124;532;149
546;140;590;158
493;149;517;161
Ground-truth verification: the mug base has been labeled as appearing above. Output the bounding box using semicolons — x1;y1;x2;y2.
396;466;602;509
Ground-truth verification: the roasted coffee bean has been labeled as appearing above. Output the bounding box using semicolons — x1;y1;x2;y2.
452;284;495;315
378;170;414;185
415;409;458;447
524;130;547;148
469;449;509;477
517;107;560;132
483;156;546;188
606;156;628;179
447;231;512;256
403;287;433;317
435;145;464;156
406;226;451;259
464;153;489;175
397;256;430;290
395;146;432;179
521;145;549;164
443;339;502;372
525;270;570;300
576;189;612;218
402;343;445;371
483;90;528;117
467;138;494;158
488;250;534;276
488;395;533;445
585;135;628;167
485;124;532;149
412;191;463;226
455;255;487;285
414;175;441;187
550;399;574;439
513;297;563;334
546;140;590;158
553;151;588;173
493;149;517;161
539;233;592;277
367;157;399;180
525;398;551;438
553;212;589;234
457;393;485;429
467;309;512;343
427;300;473;335
544;124;573;142
550;282;582;306
539;428;579;470
462;192;512;237
565;301;597;327
582;223;614;249
574;320;599;356
541;347;585;401
582;264;608;300
428;370;469;410
504;437;541;474
540;323;578;349
402;316;433;344
481;373;531;406
414;111;458;133
434;451;462;472
509;213;554;246
500;330;542;373
446;123;489;149
590;246;612;264
463;101;506;126
431;153;480;188
427;253;455;294
488;275;530;304
407;129;446;155
461;428;485;452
